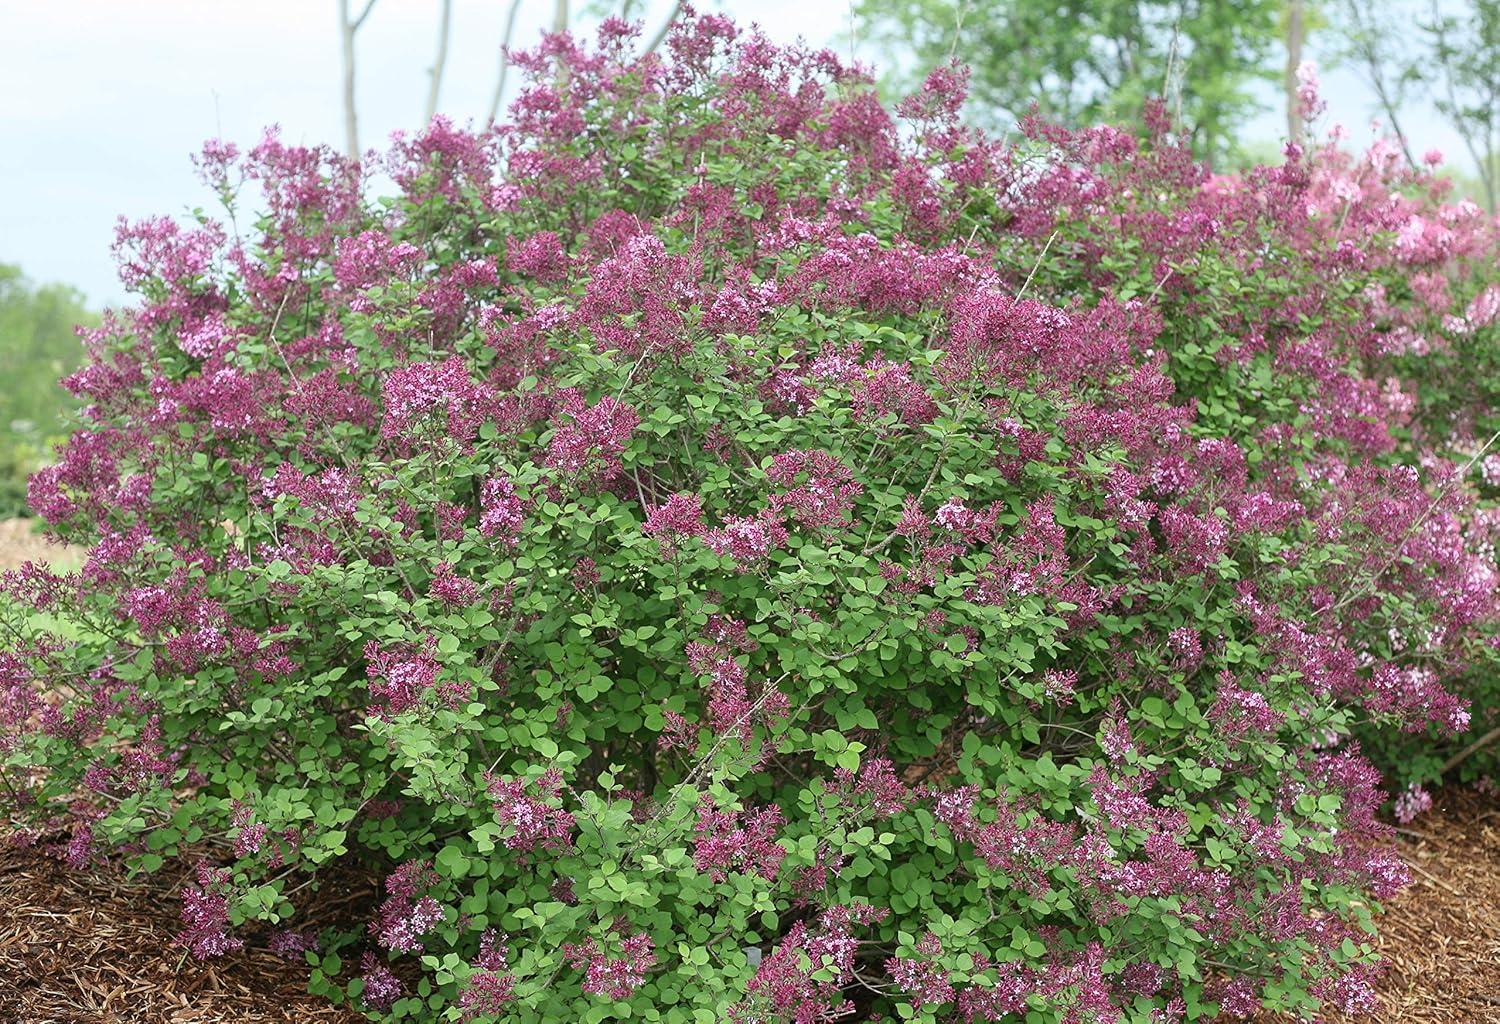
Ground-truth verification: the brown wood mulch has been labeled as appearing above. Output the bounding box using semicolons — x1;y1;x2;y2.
1350;785;1500;1021
0;844;367;1024
0;789;1495;1024
1254;785;1500;1023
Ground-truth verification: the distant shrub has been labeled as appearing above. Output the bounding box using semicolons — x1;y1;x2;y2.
4;15;1498;1023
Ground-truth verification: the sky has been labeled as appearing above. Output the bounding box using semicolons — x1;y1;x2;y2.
0;1;1470;307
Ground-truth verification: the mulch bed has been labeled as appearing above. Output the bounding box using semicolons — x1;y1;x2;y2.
1252;784;1500;1023
0;789;1495;1023
0;846;367;1024
1331;786;1500;1022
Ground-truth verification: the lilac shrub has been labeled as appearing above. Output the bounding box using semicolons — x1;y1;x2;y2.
4;13;1500;1023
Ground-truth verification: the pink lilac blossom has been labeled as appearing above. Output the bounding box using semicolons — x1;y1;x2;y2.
484;768;576;851
572;556;600;590
1392;782;1433;824
478;473;526;544
685;616;784;742
380;357;490;445
506;230;568;281
363;638;445;718
692;798;786;881
176;861;243;958
1167;627;1203;668
1040;668;1079;705
268;929;318;958
766;449;862;529
429;561;480;607
703;511;789;570
230;801;268;857
728;903;888;1023
642;492;706;555
459;929;517;1019
544;389;639;485
831;758;912;817
371;859;444;953
886;933;954;1007
359;952;404;1010
563;928;657;1001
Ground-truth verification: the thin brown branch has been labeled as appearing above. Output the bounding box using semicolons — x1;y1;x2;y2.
1441;724;1500;776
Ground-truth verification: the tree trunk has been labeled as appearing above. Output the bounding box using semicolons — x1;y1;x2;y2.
1285;0;1305;142
339;0;378;160
340;0;359;159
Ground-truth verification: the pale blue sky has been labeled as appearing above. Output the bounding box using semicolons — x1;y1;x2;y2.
0;1;1467;307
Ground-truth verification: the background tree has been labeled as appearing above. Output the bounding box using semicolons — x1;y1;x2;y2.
488;0;526;122
1285;0;1306;141
0;264;92;516
338;0;379;158
425;0;454;122
1423;0;1500;209
1331;0;1421;168
855;0;1282;164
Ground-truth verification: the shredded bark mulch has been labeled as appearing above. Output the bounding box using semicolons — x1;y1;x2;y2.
1345;786;1500;1022
0;845;366;1024
1255;784;1500;1023
0;744;1494;1023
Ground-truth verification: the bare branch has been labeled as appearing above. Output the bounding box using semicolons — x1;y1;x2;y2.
948;0;970;63
553;0;569;34
644;0;685;55
425;0;454;122
1442;724;1500;775
338;0;374;160
1337;0;1417;169
351;0;378;32
1425;0;1499;209
487;0;524;123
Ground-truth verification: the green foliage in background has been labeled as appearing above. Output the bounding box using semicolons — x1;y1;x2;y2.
0;263;92;517
1423;0;1500;210
855;0;1282;165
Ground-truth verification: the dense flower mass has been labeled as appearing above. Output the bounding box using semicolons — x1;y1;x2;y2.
4;10;1500;1024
